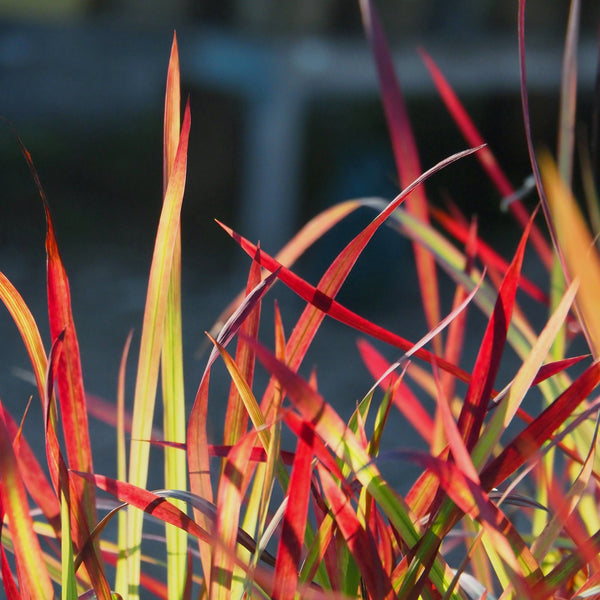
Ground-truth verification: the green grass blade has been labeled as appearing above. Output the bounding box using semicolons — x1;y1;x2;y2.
126;100;190;599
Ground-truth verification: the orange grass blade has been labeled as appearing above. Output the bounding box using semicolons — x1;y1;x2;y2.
273;421;315;600
419;47;553;268
360;0;441;346
0;403;60;535
127;99;190;597
0;401;54;599
542;151;600;357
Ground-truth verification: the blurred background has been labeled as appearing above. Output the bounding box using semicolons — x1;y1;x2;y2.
0;0;598;488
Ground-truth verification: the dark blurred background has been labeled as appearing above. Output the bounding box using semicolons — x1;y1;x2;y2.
0;1;598;487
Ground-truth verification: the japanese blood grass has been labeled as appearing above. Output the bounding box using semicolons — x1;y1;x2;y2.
2;1;600;599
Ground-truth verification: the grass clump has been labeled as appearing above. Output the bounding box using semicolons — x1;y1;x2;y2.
1;1;600;598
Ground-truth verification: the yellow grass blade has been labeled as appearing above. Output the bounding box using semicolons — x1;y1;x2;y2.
160;33;188;600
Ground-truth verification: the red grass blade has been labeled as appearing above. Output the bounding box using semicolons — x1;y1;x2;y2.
531;355;589;385
218;222;474;386
457;215;532;452
419;47;553;268
480;359;600;491
74;471;213;542
360;0;441;346
273;421;315;600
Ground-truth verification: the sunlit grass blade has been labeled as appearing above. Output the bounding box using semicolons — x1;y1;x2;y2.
360;0;441;348
127;99;190;598
419;46;553;268
0;402;61;536
473;278;579;469
542;151;600;358
0;271;47;402
160;32;188;600
0;400;54;599
115;331;133;594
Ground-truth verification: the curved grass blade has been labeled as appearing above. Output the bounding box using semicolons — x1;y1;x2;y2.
218;222;473;385
224;251;263;446
358;339;434;444
0;271;47;403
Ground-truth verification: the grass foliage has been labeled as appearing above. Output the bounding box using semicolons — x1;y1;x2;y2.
2;1;600;598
